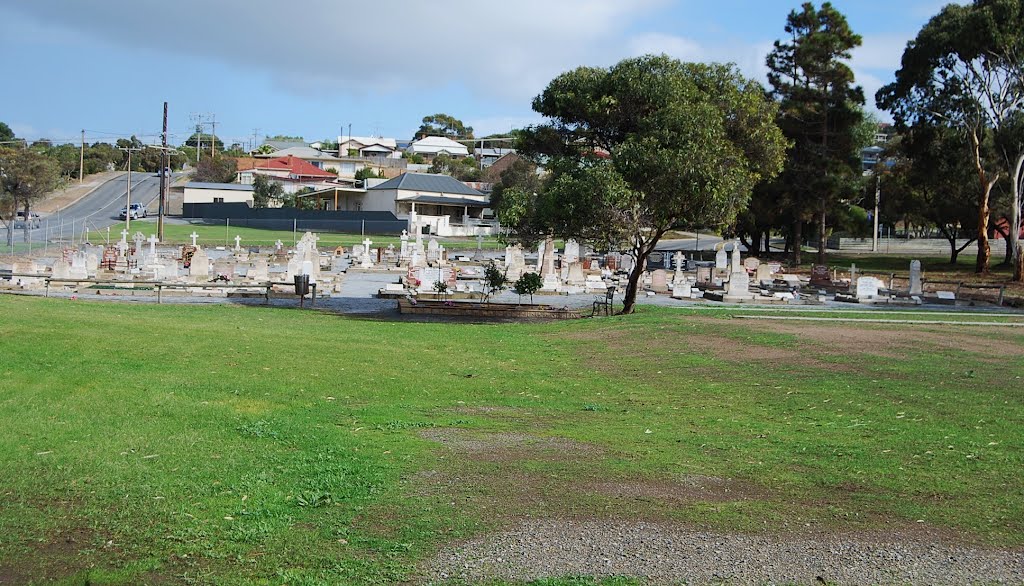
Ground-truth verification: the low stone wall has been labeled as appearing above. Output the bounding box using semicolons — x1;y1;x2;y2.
397;299;581;320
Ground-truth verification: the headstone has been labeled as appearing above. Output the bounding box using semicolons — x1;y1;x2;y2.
810;264;831;285
909;260;923;296
274;239;284;252
566;261;585;286
563;239;580;264
726;269;751;297
233;235;242;252
620;254;635;274
351;244;364;258
672;251;685;284
190;232;200;246
856;276;880;299
147;234;159;257
133;231;145;255
744;257;760;271
85;252;99;274
730;240;742;273
849;264;858;293
427;238;440;264
755;263;772;284
360;238;374;269
189;248;210;278
696;266;712;283
651;269;668;293
249;258;269;281
399;230;410;262
536;240;546;272
715;249;728;270
672;283;691;299
541;236;556;278
51;259;71;279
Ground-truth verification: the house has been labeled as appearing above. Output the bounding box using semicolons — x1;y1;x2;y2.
258;139;307;152
338;136;401;159
364;172;494;236
476;147;515;167
238;155;338;194
184;182;255;206
406;136;470;159
256;146;344;173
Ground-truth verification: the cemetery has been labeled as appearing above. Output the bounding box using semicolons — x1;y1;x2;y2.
2;227;1009;316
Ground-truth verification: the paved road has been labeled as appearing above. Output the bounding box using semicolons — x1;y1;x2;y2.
4;173;170;245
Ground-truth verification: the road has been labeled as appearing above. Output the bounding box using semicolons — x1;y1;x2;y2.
4;173;170;245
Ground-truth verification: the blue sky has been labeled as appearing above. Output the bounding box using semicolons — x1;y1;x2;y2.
0;0;955;148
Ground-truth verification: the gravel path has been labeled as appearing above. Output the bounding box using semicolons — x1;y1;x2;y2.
424;519;1024;585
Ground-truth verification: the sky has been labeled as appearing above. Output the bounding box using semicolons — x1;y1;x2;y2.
0;0;957;149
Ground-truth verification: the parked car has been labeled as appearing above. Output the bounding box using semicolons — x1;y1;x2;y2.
119;203;148;220
13;211;42;229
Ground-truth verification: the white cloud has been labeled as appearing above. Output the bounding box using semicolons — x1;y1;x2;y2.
628;33;705;61
851;33;910;72
1;0;665;104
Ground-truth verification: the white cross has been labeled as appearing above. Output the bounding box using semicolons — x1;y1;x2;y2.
401;229;409;240
275;239;283;250
189;232;199;246
362;237;372;250
120;229;129;243
147;234;159;255
312;234;320;246
234;235;242;250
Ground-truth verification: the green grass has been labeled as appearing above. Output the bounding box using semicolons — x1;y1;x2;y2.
0;298;1022;584
82;222;507;251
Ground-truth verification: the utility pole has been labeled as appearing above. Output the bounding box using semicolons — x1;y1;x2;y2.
118;146;144;232
210;114;216;158
159;101;168;241
190;113;205;164
252;128;260;153
79;130;85;184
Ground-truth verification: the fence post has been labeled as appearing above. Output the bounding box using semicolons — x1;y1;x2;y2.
225;218;230;246
293;219;297;244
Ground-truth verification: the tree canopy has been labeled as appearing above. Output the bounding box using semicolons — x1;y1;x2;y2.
877;0;1024;277
0;147;62;245
766;1;865;265
415;114;473;140
505;55;786;314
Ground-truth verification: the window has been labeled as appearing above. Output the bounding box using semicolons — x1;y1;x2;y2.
213;197;225;203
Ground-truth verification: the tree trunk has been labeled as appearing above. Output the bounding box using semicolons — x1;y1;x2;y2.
762;231;771;255
817;205;827;265
619;237;660;315
1010;153;1023;281
792;220;802;266
970;128;996;275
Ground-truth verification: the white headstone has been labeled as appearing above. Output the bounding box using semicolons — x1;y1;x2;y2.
715;249;728;270
234;235;242;251
189;232;199;246
909;260;923;296
189;248;210;277
856;276;880;299
564;239;581;264
651;269;668;293
147;234;159;256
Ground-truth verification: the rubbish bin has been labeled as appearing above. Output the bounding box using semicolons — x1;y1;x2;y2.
293;274;310;296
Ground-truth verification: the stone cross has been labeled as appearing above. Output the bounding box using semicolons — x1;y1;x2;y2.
120;229;129;243
275;239;283;251
234;235;242;251
401;229;409;241
147;234;159;256
189;232;199;246
312;234;320;249
362;237;373;250
477;233;484;250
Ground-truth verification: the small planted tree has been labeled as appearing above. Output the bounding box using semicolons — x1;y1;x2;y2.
432;279;449;302
512;272;543;304
481;262;508;303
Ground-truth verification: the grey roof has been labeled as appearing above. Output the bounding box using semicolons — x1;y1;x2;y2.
185;182;255;191
400;194;489;207
261;139;306;151
367;173;483;196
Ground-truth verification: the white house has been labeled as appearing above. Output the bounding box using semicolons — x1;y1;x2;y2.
183;182;255;206
338;136;400;159
364;173;493;236
406;136;470;159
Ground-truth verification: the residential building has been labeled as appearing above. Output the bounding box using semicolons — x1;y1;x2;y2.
338;136;400;159
406;136;470;160
238;155;338;195
364;172;494;236
476;147;515;167
256;146;344;173
183;182;255;206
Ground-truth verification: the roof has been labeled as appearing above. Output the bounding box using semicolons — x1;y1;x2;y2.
399;194;489;207
478;148;515;158
260;139;306;151
185;182;255;191
367;173;484;196
407;136;470;155
341;136;398;150
261;146;342;161
253;156;337;179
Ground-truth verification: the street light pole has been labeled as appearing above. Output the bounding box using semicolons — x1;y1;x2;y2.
872;174;880;253
118;146;144;233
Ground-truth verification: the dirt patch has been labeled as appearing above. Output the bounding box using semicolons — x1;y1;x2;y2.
589;474;768;504
0;527;104;585
419;429;601;463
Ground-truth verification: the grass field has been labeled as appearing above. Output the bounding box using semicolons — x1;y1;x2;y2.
78;223;507;252
0;296;1022;584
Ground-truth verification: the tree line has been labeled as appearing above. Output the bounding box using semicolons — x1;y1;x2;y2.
491;0;1024;314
